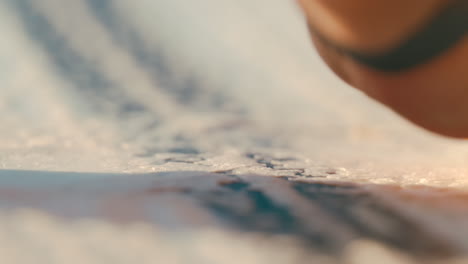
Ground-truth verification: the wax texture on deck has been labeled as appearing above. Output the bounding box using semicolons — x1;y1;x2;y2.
1;0;468;263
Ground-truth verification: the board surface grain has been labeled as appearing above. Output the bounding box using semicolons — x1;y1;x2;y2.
1;0;468;263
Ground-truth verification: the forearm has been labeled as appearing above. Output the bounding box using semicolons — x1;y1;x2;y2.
299;0;468;138
298;0;448;53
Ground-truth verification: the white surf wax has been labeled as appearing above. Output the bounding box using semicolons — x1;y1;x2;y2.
0;0;468;263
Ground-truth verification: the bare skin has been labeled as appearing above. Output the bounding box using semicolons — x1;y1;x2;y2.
298;0;468;138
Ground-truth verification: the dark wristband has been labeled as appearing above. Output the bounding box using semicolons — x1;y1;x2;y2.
310;0;468;72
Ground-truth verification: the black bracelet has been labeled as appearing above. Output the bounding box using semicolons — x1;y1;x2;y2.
310;0;468;72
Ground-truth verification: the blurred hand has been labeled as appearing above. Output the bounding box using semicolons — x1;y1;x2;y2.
298;0;468;138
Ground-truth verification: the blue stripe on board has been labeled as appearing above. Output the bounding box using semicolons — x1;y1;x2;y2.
86;0;240;112
9;0;149;117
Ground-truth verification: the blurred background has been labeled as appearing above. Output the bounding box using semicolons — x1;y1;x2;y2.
1;0;468;263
